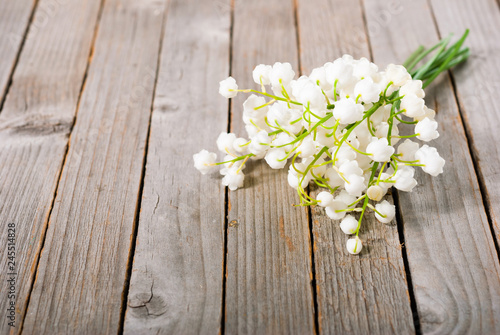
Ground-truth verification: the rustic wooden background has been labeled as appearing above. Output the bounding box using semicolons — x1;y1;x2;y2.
0;0;499;334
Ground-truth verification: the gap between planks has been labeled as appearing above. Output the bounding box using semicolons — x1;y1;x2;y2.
362;0;500;332
425;0;500;260
0;0;40;113
393;190;423;334
221;0;235;333
117;3;169;334
359;0;424;332
17;0;107;331
292;0;320;332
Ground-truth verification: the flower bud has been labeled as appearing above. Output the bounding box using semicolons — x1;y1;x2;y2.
316;191;334;207
219;77;238;98
346;236;363;255
367;185;385;201
374;200;396;223
340;215;358;234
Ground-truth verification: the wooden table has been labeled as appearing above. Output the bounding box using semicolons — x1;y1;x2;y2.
1;0;499;334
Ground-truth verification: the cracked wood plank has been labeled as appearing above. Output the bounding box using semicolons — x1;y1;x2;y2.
21;0;166;333
225;0;316;333
0;0;35;104
0;0;103;333
429;0;500;246
296;0;415;333
122;0;230;333
363;0;500;333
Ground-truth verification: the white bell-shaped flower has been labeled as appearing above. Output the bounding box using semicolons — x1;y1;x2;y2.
252;64;272;85
333;97;364;124
221;166;245;190
309;66;332;91
325;58;355;88
219;77;238;98
414;105;435;122
371;103;392;124
367;184;386;201
353;57;378;79
270;62;295;87
397;139;419;161
292;76;325;109
340;215;359;234
325;168;344;188
193;150;217;175
220;154;240;170
385;64;411;86
415;145;445;176
314;127;336;147
344;174;366;197
216;132;237;153
267;102;291;127
400;93;425;118
287;165;310;189
375;122;399;140
354;77;381;103
399;80;425;99
334;145;357;167
337;190;357;205
325;199;348;220
232;137;249;154
346;236;363;254
243;94;268;119
316;191;334;207
271;133;294;152
297;137;317;158
248;130;271;156
366;137;395;162
394;166;417;192
415;117;439;142
265;148;288;169
374;200;395;223
339;160;363;176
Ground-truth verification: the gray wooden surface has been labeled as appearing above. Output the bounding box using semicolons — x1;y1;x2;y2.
363;0;500;333
0;0;103;333
298;1;415;333
23;0;164;333
124;0;228;333
0;0;499;334
226;0;315;333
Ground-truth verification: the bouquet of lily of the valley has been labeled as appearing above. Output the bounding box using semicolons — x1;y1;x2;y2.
194;30;469;255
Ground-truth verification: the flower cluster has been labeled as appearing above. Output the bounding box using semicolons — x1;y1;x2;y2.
193;32;469;255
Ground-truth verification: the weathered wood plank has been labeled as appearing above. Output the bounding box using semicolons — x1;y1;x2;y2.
22;0;166;333
0;0;103;333
297;0;415;333
123;0;230;333
363;0;500;333
225;0;316;333
429;0;500;247
0;0;35;103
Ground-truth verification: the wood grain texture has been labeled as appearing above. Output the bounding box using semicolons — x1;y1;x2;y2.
22;0;166;333
429;0;500;245
123;0;230;333
363;0;500;333
225;0;315;333
297;0;415;333
0;0;35;102
0;0;103;333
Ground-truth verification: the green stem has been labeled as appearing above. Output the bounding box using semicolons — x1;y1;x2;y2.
299;146;329;186
215;153;255;165
272;113;333;148
403;45;425;69
245;89;303;106
422;29;469;88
